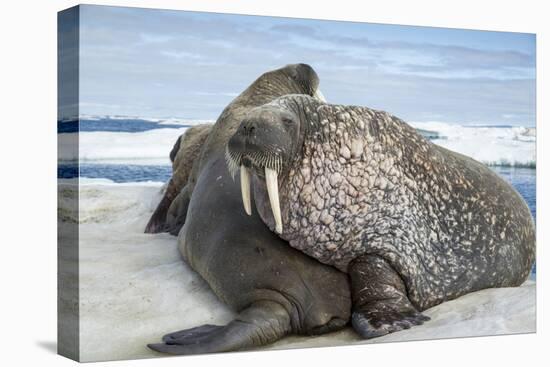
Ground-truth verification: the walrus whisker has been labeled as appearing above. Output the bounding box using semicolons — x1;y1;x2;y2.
225;147;241;179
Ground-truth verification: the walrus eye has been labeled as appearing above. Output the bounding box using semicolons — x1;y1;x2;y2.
282;117;294;126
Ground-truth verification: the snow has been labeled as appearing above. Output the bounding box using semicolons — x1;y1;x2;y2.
410;121;536;167
58;179;535;362
58;128;189;166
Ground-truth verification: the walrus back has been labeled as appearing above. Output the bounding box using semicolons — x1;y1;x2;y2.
431;143;536;287
382;115;536;300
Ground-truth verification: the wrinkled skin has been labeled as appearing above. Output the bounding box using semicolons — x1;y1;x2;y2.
147;65;351;355
227;94;536;338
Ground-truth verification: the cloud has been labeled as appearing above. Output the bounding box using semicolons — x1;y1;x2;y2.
73;5;535;125
194;91;239;97
160;50;203;59
139;33;176;44
270;23;534;75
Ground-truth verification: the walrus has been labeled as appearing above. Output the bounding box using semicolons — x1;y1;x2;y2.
145;124;212;234
147;64;351;355
226;94;536;338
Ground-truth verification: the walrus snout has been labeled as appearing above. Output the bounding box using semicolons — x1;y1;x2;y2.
226;107;298;234
228;107;296;171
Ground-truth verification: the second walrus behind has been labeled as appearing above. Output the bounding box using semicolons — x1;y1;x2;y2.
226;94;536;339
145;124;212;234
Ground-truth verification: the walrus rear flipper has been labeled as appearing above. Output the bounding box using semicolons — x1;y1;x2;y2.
144;179;179;233
349;255;430;339
148;300;291;355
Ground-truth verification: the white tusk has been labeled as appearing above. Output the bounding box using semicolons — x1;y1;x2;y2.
265;167;283;234
314;88;326;102
240;165;252;216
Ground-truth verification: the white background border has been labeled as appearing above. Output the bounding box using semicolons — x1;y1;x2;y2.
1;1;547;366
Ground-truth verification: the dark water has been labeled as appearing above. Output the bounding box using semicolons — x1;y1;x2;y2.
59;164;536;219
58;118;191;133
58;163;173;182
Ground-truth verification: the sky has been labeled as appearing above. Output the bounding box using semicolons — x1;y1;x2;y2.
62;5;536;125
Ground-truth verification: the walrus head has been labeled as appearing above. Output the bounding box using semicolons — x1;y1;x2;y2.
145;63;325;234
226;95;326;234
236;63;326;108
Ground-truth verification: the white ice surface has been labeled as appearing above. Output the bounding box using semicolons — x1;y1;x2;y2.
410;121;535;167
59;121;535;167
78;114;213;126
59;117;214;165
58;128;190;166
65;180;535;362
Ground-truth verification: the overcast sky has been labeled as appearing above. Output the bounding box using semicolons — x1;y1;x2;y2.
70;5;535;125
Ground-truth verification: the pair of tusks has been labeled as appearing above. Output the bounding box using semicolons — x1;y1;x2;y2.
240;165;283;234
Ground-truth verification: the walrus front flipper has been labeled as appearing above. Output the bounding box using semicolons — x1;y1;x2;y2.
148;301;291;355
349;255;430;339
164;185;192;236
169;135;183;163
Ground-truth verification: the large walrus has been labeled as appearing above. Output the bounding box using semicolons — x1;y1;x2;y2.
226;94;536;338
147;64;351;355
